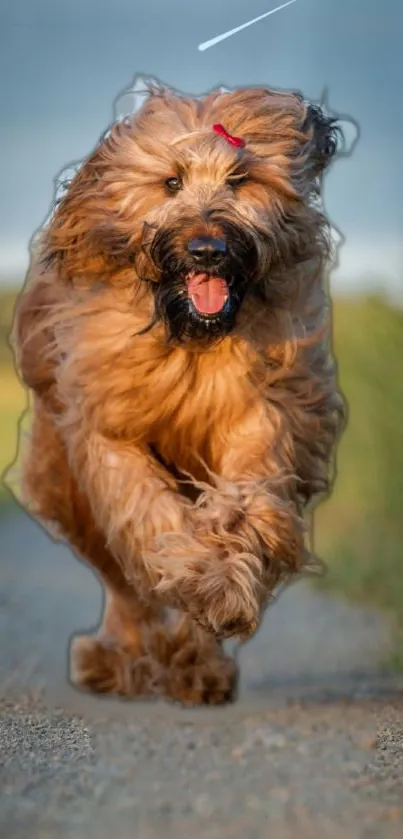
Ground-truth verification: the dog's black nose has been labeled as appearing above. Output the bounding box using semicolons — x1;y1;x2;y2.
187;236;227;264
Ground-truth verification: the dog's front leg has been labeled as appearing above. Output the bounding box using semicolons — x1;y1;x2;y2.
146;406;308;641
62;428;269;636
68;425;304;640
67;431;207;597
176;405;310;637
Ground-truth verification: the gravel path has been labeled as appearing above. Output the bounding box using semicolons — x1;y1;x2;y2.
1;505;403;839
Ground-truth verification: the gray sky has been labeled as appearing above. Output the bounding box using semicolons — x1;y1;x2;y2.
1;0;402;293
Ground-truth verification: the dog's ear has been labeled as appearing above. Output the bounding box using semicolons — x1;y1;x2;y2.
10;273;62;399
300;102;342;177
41;120;135;281
41;145;106;279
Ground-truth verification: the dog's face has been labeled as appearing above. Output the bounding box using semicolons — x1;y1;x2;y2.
44;85;341;344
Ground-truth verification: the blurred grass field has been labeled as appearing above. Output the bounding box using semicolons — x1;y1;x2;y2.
0;290;27;510
314;293;403;644
1;284;402;643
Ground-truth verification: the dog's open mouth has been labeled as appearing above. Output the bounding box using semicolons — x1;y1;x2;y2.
185;272;229;316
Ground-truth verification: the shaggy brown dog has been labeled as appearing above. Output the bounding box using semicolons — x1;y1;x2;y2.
10;81;345;705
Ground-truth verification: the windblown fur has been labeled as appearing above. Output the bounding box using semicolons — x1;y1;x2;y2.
9;81;345;705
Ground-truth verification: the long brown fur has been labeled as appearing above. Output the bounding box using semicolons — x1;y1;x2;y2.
8;81;345;705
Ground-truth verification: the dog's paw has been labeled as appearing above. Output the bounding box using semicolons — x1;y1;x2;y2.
166;641;238;706
171;553;262;641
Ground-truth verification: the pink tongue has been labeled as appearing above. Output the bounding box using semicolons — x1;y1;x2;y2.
186;273;229;315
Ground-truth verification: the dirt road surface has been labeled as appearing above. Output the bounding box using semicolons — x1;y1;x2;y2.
1;505;403;839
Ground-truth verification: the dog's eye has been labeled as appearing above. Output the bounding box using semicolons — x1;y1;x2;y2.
226;172;249;189
165;177;183;193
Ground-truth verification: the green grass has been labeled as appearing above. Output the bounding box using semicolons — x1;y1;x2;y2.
315;293;403;633
1;285;403;643
0;363;27;511
0;287;28;510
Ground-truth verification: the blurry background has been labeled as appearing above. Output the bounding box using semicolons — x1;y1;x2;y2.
0;0;402;642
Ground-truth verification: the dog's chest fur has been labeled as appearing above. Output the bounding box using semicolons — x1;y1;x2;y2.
57;303;265;479
140;337;260;477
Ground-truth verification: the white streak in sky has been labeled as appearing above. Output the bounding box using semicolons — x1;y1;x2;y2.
198;0;298;51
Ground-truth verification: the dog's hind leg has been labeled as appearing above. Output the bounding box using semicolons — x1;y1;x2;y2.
69;561;238;706
71;608;238;706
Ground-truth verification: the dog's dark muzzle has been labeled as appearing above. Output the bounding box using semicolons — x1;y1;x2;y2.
148;221;260;343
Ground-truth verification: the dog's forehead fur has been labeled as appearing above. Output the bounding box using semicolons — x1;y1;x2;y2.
133;86;306;141
117;86;309;183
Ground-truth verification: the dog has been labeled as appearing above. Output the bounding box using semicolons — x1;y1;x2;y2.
10;81;345;705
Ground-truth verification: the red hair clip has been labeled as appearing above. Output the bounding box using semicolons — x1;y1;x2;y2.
212;123;245;148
